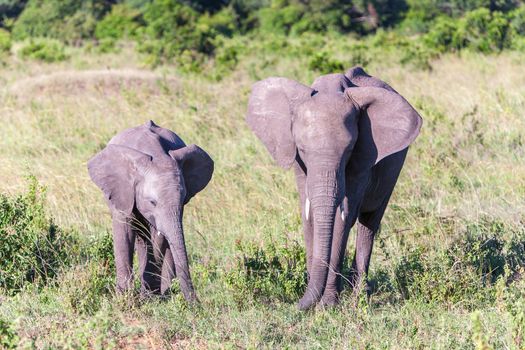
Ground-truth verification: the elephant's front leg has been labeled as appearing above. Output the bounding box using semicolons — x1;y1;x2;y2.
293;163;313;278
111;212;136;292
321;169;369;306
160;246;176;294
320;197;353;307
151;231;176;295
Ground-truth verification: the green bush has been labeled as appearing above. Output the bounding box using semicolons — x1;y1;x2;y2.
509;6;525;36
60;261;113;315
12;0;112;44
197;6;238;37
87;231;115;271
308;51;345;74
0;319;18;350
454;8;512;52
140;0;212;62
226;237;307;304
95;4;141;40
424;16;460;52
391;219;525;306
0;28;11;53
257;4;304;35
0;177;76;295
19;38;68;62
497;273;525;349
209;38;241;80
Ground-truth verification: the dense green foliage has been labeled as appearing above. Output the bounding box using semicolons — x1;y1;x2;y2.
0;318;18;350
0;177;74;294
0;28;11;53
18;38;68;62
226;237;307;304
0;0;523;68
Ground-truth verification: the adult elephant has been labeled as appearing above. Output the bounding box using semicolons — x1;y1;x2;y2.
88;120;214;302
246;67;422;310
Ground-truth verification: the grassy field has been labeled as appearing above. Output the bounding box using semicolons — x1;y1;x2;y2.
1;41;525;349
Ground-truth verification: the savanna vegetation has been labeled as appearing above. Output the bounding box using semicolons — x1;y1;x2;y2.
1;0;525;348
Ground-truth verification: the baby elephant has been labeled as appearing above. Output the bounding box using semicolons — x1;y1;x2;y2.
88;120;214;302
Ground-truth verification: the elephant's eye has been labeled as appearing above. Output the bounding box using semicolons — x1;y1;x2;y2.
149;199;157;207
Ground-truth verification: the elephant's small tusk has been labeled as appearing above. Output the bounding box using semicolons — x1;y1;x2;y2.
157;230;161;236
305;198;310;221
340;203;345;222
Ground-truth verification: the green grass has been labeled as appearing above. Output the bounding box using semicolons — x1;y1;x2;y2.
0;37;525;348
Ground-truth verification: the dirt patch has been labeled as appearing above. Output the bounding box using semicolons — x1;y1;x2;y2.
7;69;178;99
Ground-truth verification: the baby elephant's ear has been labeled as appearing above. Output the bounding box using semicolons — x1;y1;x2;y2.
88;144;152;216
345;86;422;165
246;77;313;168
169;145;214;204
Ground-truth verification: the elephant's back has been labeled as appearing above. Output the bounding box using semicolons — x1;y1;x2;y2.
311;73;351;94
108;120;186;156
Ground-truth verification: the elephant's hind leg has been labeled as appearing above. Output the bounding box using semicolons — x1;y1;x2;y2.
351;149;408;295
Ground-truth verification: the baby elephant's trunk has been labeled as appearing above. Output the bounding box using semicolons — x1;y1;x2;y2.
162;207;197;302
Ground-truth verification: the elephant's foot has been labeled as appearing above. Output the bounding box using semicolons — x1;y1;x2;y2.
319;290;340;308
350;275;372;307
297;289;321;311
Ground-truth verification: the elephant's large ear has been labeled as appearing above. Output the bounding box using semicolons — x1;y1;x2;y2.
246;77;313;168
345;66;397;92
169;145;214;204
88;144;152;215
345;86;422;164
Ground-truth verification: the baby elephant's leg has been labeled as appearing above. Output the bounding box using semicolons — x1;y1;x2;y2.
136;235;162;295
151;233;176;295
160;245;176;295
112;213;136;292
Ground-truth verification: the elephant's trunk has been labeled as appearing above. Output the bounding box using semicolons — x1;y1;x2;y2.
298;167;341;310
161;206;197;302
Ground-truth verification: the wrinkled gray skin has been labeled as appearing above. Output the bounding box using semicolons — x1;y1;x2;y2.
88;120;214;302
246;67;422;310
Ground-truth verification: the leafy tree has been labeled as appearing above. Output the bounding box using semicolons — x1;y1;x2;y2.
354;0;409;28
12;0;115;43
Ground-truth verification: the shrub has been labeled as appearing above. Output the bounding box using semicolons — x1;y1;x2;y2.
60;261;113;315
391;219;525;306
308;51;345;74
19;38;68;62
454;8;512;52
0;28;11;53
0;319;18;350
508;6;525;36
0;177;76;295
424;16;460;52
257;4;304;35
197;6;238;38
497;273;525;349
87;231;115;271
140;0;213;62
209;39;241;80
12;0;112;44
226;237;307;305
95;4;141;40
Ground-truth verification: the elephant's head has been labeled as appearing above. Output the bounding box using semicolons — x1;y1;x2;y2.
88;143;214;301
246;68;422;308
